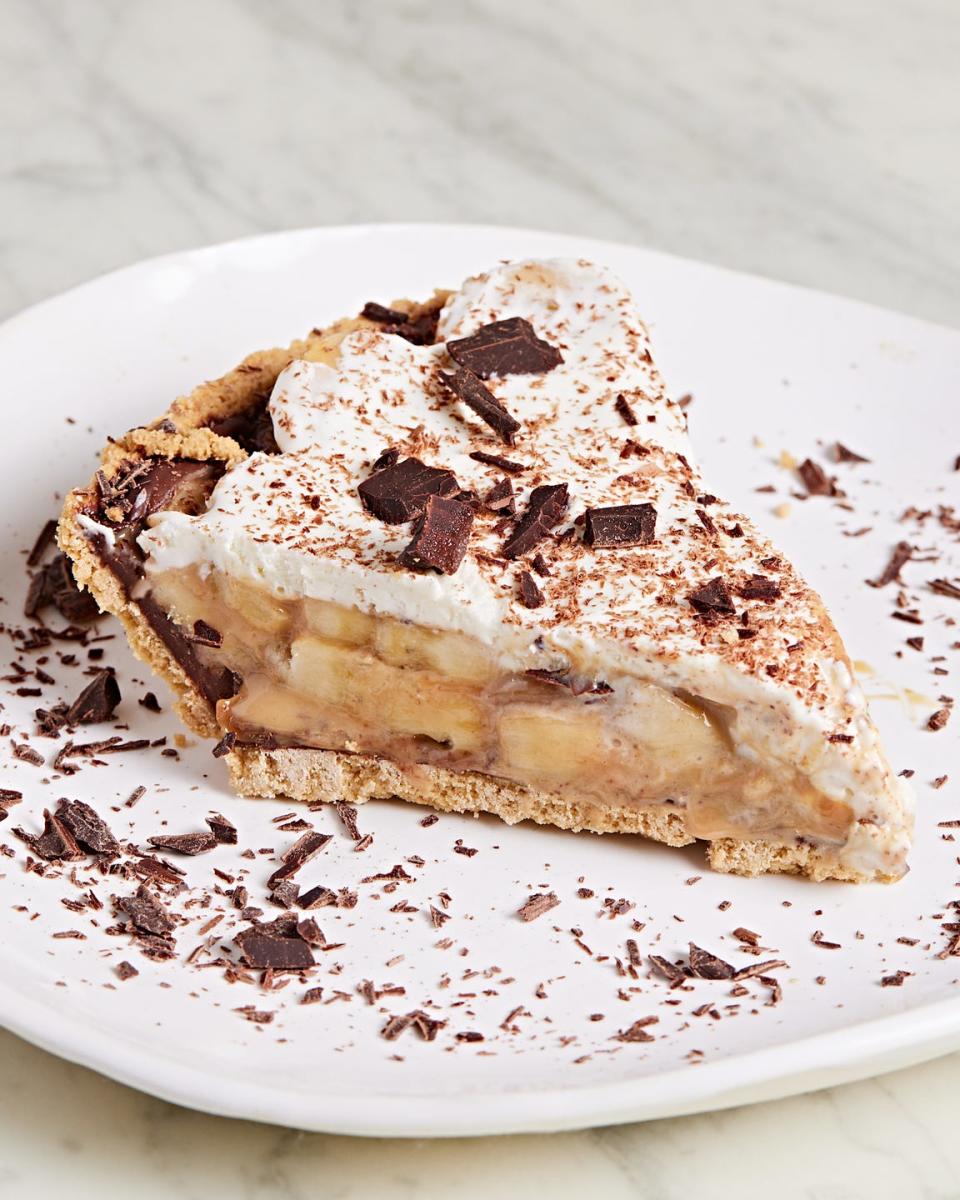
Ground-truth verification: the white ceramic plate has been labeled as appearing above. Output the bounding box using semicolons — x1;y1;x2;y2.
0;225;958;1138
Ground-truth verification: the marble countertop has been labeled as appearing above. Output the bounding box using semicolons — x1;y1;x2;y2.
2;0;959;1195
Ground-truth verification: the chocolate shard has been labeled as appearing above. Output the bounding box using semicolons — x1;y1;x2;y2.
16;810;84;861
447;317;563;379
688;577;736;617
584;503;657;548
147;831;218;856
206;812;237;844
482;478;515;515
66;671;121;725
298;885;338;910
439;367;520;443
614;394;639;426
358;457;460;524
391;309;440;346
648;955;687;985
929;578;960;601
56;799;119;855
212;731;237;758
267;831;332;888
361;301;409;325
503;483;569;559
27;519;58;568
870;541;914;588
519;570;544;609
516;891;559;922
399;495;474;576
738;574;782;601
121;883;176;936
26;553;100;623
234;927;315;970
525;668;612;697
688;942;736;980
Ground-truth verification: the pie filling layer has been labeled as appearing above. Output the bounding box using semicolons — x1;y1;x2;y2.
150;566;854;849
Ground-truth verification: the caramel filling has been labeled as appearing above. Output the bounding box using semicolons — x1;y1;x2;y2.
150;567;853;847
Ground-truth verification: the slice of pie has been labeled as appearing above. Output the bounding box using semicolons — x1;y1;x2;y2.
58;258;913;882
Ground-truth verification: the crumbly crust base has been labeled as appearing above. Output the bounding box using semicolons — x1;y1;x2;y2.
58;291;880;884
225;744;875;884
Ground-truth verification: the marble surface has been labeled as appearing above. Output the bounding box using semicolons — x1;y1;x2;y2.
2;0;959;1195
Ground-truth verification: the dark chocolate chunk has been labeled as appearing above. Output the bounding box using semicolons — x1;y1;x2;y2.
468;450;527;474
298;885;338;910
66;671;120;725
798;458;841;497
27;519;58;568
361;301;409;325
519;570;544;609
234;927;315;970
928;707;951;732
688;943;736;980
208;401;280;455
270;879;300;908
358;457;459;525
206;812;237;844
481;477;514;516
115;960;139;981
56;799;119;854
516;891;559;922
399;495;474;576
614;394;638;426
503;483;569;559
296;917;325;946
191;620;222;648
121;883;176;936
371;447;401;472
334;801;361;841
147;831;218;855
648;955;687;985
267;831;332;889
391;309;440;346
584;503;656;548
15;810;83;860
738;574;782;601
139;692;161;712
26;553;100;623
439;367;520;443
688;577;736;617
212;731;237;758
447;317;562;379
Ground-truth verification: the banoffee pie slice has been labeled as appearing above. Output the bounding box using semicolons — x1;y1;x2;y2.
58;259;913;882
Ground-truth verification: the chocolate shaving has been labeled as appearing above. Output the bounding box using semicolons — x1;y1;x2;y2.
361;301;408;325
811;930;842;950
519;570;544;609
447;317;562;379
517;891;559;922
147;831;218;855
870;541;914;588
930;578;960;601
688;577;735;617
798;458;841;497
56;799;118;854
66;671;121;725
503;483;569;559
688;943;736;980
399;495;473;576
440;367;520;443
928;707;951;732
738;574;782;601
614;394;638;426
615;1016;659;1043
359;457;459;525
468;450;527;474
584;503;656;548
834;442;870;464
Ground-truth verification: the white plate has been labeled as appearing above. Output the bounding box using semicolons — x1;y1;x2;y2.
0;225;958;1138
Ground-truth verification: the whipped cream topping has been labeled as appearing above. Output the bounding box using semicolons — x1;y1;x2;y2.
139;258;911;872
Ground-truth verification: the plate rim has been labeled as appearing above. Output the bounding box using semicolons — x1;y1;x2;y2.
2;221;959;1137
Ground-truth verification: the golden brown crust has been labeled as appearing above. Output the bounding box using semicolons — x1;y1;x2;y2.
225;743;878;882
